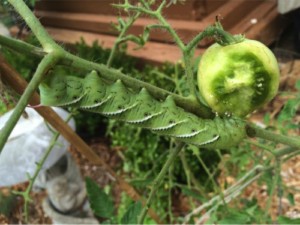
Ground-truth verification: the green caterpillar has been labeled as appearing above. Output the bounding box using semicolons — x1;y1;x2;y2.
39;70;248;149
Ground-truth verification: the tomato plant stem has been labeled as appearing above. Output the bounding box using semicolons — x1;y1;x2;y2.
182;51;197;96
8;0;58;52
247;126;300;149
106;12;142;68
0;53;57;152
262;159;281;223
138;142;185;224
12;112;74;222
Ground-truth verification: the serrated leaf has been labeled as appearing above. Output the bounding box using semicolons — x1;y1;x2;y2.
130;178;154;187
181;186;205;201
277;216;300;224
121;201;142;224
246;205;258;216
286;123;300;130
218;211;250;224
278;98;300;122
287;193;295;206
142;27;150;43
85;176;115;218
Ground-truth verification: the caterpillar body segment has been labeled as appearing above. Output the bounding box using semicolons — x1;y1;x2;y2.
39;71;248;149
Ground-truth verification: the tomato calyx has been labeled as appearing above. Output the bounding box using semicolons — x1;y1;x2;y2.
213;16;245;46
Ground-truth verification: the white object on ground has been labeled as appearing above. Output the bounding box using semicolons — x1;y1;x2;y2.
278;0;300;14
0;107;75;187
0;23;11;37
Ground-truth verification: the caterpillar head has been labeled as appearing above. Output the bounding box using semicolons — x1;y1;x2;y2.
39;71;84;107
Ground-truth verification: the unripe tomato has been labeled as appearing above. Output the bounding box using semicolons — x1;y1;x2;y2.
197;39;280;117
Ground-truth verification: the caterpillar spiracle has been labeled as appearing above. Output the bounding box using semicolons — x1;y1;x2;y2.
39;70;248;149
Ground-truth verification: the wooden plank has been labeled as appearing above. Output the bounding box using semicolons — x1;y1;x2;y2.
203;0;264;30
34;1;267;47
10;26;205;65
34;0;226;21
205;0;228;16
244;8;291;46
35;10;211;45
229;1;277;38
35;0;224;21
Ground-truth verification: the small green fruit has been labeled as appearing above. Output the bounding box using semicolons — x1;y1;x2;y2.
197;39;280;117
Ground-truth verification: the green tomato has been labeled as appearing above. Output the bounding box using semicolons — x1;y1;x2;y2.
197;39;280;117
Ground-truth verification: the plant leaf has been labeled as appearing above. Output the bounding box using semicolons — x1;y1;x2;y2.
277;216;300;224
278;98;300;122
85;176;115;218
287;193;295;206
121;201;142;224
181;186;205;201
218;211;250;224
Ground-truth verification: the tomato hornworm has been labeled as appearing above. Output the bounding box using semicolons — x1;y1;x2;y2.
39;71;247;149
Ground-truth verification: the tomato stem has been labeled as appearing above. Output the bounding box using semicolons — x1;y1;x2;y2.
247;125;300;149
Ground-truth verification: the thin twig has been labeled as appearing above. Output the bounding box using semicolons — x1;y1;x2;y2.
168;140;174;224
12;111;74;222
247;126;300;149
8;0;58;51
263;158;281;223
183;165;264;224
196;173;262;224
107;12;141;68
138;142;185;224
195;153;228;209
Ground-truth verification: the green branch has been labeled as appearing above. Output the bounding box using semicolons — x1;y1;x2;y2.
12;112;74;222
274;146;295;158
138;142;185;224
244;139;275;154
0;53;58;152
0;35;46;58
263;159;281;223
107;12;142;68
247;126;300;149
195;153;228;209
186;26;216;53
8;0;58;51
179;151;206;196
